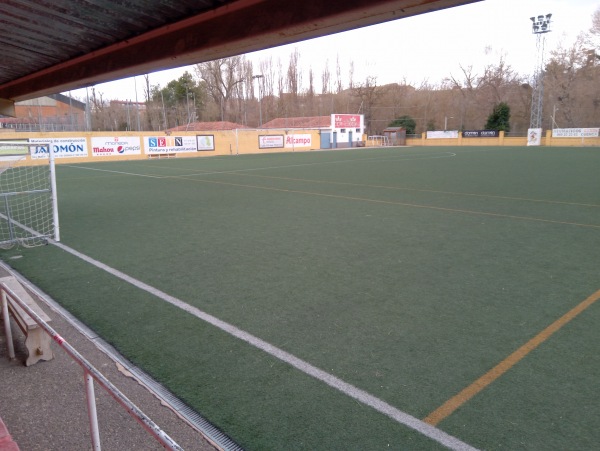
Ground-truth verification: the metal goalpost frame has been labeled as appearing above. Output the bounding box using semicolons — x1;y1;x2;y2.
0;141;60;246
48;142;60;242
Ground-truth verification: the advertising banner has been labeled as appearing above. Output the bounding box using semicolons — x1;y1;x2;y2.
0;140;29;155
259;135;284;149
552;128;600;138
284;134;312;148
527;128;542;146
462;130;499;138
333;114;361;129
196;135;215;151
29;137;88;159
145;136;198;154
427;130;459;139
91;136;141;157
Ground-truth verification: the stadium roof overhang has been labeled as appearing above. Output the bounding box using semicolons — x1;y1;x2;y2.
0;0;480;114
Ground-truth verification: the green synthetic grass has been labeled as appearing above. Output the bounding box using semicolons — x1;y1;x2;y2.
2;146;599;449
3;245;443;450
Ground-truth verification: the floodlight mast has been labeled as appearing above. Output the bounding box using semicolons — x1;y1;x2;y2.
529;13;552;130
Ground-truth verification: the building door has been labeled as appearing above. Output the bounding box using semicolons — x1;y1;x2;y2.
320;132;331;149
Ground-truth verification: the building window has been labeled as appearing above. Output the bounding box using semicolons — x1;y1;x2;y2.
340;128;346;133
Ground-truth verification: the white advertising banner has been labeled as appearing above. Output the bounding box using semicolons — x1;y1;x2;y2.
91;136;141;157
284;134;312;148
552;128;600;138
196;135;215;151
527;128;542;146
144;136;198;154
427;130;459;139
259;135;284;149
29;137;88;159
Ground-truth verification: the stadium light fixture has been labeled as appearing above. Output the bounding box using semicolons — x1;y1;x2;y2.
531;13;552;34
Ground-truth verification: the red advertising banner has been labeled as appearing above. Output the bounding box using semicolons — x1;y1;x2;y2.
333;114;361;128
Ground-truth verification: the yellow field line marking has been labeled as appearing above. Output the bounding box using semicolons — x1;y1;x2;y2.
168;176;600;229
225;173;600;209
423;288;600;426
66;157;600;208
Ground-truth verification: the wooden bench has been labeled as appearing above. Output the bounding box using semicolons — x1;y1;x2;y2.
0;276;54;366
148;153;176;159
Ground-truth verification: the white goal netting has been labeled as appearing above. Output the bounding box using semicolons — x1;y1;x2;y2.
0;141;59;248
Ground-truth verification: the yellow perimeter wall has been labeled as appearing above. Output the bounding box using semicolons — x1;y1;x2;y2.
0;129;323;166
1;128;598;167
404;130;600;147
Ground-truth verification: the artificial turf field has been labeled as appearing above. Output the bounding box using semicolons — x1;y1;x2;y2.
1;146;599;450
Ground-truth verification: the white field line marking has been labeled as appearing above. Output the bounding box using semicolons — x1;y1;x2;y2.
150;152;458;176
61;166;600;228
65;154;600;209
50;239;478;451
62;151;456;179
216;173;600;209
61;165;165;178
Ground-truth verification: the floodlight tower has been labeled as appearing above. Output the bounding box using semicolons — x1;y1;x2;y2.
529;13;552;130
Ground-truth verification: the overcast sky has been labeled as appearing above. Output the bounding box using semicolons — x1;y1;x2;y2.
69;0;600;101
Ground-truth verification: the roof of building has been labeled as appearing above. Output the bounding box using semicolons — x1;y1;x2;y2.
50;93;86;110
168;121;249;132
10;94;85;112
261;116;331;129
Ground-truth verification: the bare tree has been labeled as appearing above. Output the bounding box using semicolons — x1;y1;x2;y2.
347;61;355;91
258;57;276;124
587;6;600;54
286;48;301;97
546;34;600;127
321;60;331;95
306;67;316;116
195;56;245;122
335;56;343;94
445;65;479;130
351;76;382;134
478;55;523;104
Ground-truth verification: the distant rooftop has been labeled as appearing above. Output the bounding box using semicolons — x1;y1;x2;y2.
168;121;249;132
261;116;331;129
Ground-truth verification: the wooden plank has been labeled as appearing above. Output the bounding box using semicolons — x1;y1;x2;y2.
0;276;54;366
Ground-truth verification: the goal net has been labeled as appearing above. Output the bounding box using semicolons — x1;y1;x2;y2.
0;141;59;248
367;135;390;147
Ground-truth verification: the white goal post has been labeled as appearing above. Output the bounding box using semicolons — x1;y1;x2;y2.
367;135;390;147
0;141;60;248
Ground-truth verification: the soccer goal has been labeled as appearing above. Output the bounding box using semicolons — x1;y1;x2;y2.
367;135;390;147
0;141;60;248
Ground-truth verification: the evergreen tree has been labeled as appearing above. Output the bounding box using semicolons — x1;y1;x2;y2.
485;102;511;132
389;115;416;134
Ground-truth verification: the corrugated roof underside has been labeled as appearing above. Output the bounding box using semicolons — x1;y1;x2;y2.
0;0;229;85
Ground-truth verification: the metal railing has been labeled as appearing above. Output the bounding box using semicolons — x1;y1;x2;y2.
1;282;183;451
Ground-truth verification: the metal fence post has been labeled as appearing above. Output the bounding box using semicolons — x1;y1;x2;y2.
85;370;102;450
